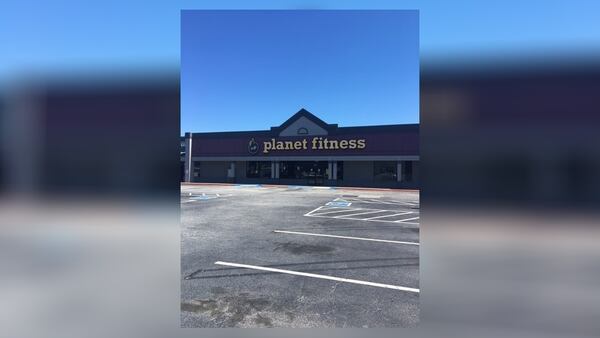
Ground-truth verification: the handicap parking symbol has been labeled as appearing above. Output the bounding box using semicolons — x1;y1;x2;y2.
325;200;352;207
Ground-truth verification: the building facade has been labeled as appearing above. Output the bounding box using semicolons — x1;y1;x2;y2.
183;109;419;188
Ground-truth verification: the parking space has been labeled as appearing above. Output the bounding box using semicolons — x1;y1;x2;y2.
181;184;419;327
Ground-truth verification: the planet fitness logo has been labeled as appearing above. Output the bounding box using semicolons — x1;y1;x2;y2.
248;138;259;155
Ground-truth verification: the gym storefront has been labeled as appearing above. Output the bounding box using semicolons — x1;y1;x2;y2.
183;109;419;188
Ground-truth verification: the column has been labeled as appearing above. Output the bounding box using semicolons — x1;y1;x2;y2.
397;161;403;182
229;162;236;178
327;161;333;180
333;161;338;180
275;161;280;179
271;161;276;179
184;133;193;182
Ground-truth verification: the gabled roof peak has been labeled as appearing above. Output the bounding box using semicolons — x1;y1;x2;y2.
271;108;337;133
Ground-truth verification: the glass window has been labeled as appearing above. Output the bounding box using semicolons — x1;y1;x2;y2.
192;161;201;178
373;161;397;182
336;161;344;180
280;161;328;179
246;161;272;178
402;161;413;182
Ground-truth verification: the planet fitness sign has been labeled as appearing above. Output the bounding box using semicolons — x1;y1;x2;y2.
249;137;367;155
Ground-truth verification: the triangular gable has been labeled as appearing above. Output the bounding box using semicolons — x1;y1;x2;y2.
271;108;337;136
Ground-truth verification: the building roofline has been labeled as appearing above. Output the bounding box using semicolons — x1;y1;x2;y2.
185;109;418;138
270;108;337;133
186;123;418;138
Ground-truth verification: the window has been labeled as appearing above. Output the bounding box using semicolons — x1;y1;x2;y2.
336;161;344;180
373;161;397;182
280;161;328;179
402;161;413;182
297;127;308;135
246;161;271;178
192;161;201;178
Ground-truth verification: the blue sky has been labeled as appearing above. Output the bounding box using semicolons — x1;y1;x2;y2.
181;10;419;132
1;1;600;131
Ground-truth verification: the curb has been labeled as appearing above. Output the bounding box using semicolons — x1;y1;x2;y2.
181;182;419;193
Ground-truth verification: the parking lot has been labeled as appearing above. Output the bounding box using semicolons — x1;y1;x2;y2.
181;183;419;327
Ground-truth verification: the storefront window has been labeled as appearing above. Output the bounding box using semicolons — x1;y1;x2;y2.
192;161;201;178
336;161;344;180
373;161;397;182
246;161;272;178
402;161;413;182
280;161;328;179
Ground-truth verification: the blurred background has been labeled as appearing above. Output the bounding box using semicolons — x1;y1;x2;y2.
1;1;599;337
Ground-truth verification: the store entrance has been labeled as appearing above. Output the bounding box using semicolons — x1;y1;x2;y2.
279;161;328;185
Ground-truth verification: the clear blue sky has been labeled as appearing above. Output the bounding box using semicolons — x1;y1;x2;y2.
181;10;419;132
1;1;600;131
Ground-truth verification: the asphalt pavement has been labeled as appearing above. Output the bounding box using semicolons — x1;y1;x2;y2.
181;184;419;327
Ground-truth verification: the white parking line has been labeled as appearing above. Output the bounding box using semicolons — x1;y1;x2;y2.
374;200;418;207
273;230;419;245
214;261;420;293
309;207;365;216
395;216;420;223
342;198;418;207
306;206;359;216
331;209;388;218
304;206;325;216
363;212;413;220
304;201;420;225
339;218;419;225
306;214;419;225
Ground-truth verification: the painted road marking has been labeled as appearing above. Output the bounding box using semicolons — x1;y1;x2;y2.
273;230;419;245
341;197;419;207
336;218;420;225
306;206;361;215
310;208;365;216
304;200;419;225
307;215;419;225
395;216;420;223
325;200;352;207
331;209;388;218
304;206;323;216
304;206;419;225
214;261;420;293
182;193;232;202
190;193;218;200
363;212;413;220
364;200;417;207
